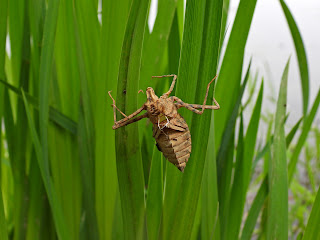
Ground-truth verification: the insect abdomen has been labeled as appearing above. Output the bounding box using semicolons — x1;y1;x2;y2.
153;114;191;172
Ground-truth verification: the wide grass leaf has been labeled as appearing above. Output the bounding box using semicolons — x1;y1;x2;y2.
96;1;131;238
267;59;289;240
115;0;150;238
161;0;222;239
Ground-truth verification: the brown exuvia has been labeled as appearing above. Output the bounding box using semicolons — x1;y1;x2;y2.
108;74;220;172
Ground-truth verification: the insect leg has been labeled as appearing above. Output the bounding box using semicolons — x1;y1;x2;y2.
152;74;177;97
108;91;146;128
172;76;220;114
112;112;148;130
175;98;220;110
108;91;128;121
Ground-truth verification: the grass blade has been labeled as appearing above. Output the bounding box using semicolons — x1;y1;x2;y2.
115;0;150;238
0;187;8;240
201;118;220;240
0;0;8;79
217;62;250;198
279;0;309;115
243;81;263;186
302;186;320;240
22;90;70;240
286;117;303;147
240;177;268;240
267;59;289;240
77;99;99;240
39;0;60;153
0;79;77;134
288;87;320;183
146;147;163;240
96;1;131;238
214;0;258;148
0;1;7;235
161;0;223;238
224;112;245;240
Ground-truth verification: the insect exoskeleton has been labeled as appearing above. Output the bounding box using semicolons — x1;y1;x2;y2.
108;74;220;172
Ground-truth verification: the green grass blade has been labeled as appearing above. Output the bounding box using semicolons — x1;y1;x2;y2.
225;77;263;237
140;0;177;92
214;0;257;148
217;63;250;240
279;0;309;115
115;0;150;238
146;147;163;240
243;80;263;184
38;0;60;213
96;1;131;238
0;79;77;134
0;186;8;240
77;100;99;240
288;87;320;183
201;118;220;240
224;113;244;240
267;59;289;240
241;177;268;240
38;4;65;213
286;117;303;147
217;61;250;197
22;90;70;240
224;81;263;239
302;186;320;240
0;0;7;79
0;3;7;236
161;0;223;239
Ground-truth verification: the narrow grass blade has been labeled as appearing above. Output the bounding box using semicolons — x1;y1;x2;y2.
216;63;250;240
288;87;320;183
217;61;250;193
38;0;60;212
0;0;8;79
115;0;150;238
279;0;309;115
140;0;178;92
201;118;220;240
0;187;8;240
224;81;263;239
240;177;268;240
0;79;77;134
302;186;320;240
243;80;263;185
214;0;258;148
146;147;163;240
26;152;50;240
22;91;70;240
267;59;289;240
77;100;99;240
8;0;25;84
224;113;244;240
39;0;62;167
286;117;303;147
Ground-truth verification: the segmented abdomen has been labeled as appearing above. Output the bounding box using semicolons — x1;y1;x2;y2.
153;114;192;172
